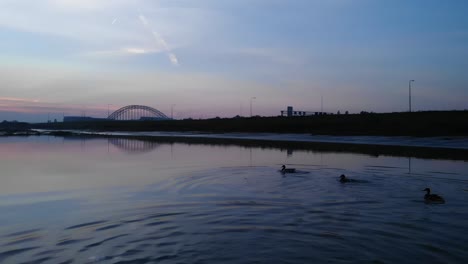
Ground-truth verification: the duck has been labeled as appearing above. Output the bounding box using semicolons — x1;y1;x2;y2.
339;174;354;183
423;188;445;204
281;165;296;173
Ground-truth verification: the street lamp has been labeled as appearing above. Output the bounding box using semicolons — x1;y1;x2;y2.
409;80;415;112
250;97;256;117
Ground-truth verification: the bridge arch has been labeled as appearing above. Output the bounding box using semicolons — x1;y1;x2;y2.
108;105;170;120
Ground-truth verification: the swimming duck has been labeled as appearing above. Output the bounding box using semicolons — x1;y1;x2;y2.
281;165;296;173
423;188;445;204
339;174;354;183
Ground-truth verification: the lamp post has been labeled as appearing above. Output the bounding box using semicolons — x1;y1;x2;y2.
409;80;415;112
250;97;256;117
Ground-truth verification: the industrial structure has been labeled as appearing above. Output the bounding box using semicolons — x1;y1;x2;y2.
280;106;329;117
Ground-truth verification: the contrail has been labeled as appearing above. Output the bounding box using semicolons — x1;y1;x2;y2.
150;30;179;65
138;13;179;66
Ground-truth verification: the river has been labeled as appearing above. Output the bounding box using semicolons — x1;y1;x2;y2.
0;136;467;263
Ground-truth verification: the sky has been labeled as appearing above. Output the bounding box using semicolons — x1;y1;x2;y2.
0;0;467;122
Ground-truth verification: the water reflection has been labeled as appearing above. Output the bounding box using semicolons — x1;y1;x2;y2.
108;138;161;154
409;156;412;174
0;136;467;263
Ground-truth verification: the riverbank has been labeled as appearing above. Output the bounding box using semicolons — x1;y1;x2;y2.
4;111;468;160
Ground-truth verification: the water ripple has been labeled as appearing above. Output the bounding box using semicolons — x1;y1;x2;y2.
0;247;38;262
1;165;467;263
65;220;107;230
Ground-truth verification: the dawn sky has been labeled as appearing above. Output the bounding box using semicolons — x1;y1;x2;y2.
1;0;467;122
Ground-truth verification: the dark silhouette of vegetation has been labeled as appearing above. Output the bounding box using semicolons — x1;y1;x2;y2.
33;111;468;137
0;120;35;135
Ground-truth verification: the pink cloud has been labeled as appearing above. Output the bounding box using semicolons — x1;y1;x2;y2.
0;97;113;117
0;97;40;103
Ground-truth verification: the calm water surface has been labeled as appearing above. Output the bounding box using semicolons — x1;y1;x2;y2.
1;136;467;263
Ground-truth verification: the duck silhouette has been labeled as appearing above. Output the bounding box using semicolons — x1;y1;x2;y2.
423;188;445;204
281;165;296;173
339;174;354;183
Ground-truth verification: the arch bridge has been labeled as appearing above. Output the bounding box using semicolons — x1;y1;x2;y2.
108;105;170;121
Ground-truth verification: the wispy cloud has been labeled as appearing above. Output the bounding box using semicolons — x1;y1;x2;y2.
81;47;163;58
125;48;147;54
0;97;40;103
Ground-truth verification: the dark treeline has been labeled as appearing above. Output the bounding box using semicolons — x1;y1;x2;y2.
0;120;32;132
32;111;468;136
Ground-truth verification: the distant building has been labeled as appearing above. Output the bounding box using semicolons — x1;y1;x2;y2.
280;106;330;117
281;106;310;117
287;106;293;117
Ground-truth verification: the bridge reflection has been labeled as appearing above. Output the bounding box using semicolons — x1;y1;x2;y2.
109;138;161;154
